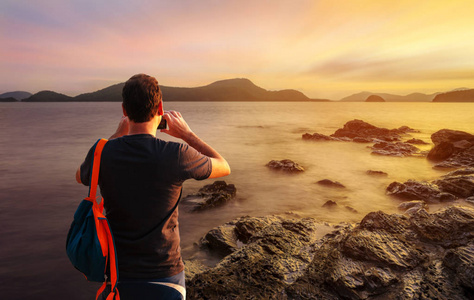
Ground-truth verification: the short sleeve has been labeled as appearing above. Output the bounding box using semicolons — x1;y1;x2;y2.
79;145;95;186
178;144;212;181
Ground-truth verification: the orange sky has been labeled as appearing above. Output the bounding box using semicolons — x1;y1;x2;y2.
1;0;474;99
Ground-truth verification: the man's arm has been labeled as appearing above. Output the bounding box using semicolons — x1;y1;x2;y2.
161;111;231;179
75;116;130;184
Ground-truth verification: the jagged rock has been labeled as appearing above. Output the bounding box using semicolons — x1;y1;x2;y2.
182;181;236;212
387;180;456;203
366;170;388;176
371;141;421;157
184;260;209;282
387;168;474;203
187;206;474;299
406;138;429;145
331;119;415;142
302;132;336;141
322;200;338;208
428;129;474;168
188;216;341;299
398;200;428;214
345;206;358;213
266;159;305;173
303;120;417;145
317;179;345;188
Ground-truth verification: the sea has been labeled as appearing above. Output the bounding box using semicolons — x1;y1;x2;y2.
1;101;473;299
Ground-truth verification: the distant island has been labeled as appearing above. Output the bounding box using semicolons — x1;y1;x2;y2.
1;78;329;103
432;89;474;102
365;95;385;102
1;79;473;102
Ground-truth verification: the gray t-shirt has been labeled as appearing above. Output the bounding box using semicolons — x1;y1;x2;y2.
80;134;212;278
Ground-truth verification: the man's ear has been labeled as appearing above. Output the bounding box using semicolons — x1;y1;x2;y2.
158;101;164;116
122;103;128;116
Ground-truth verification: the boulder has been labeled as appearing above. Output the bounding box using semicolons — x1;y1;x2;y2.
322;200;338;208
370;141;421;157
266;159;305;173
428;129;474;168
187;206;474;299
302;132;336;141
386;168;474;203
182;181;236;212
331;119;415;142
317;179;346;188
303;120;417;145
366;170;388;176
406;138;429;145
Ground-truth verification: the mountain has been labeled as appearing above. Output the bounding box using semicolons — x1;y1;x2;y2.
432;89;474;102
0;97;18;102
22;91;73;102
74;82;124;102
340;91;438;102
23;78;322;102
161;78;316;102
0;91;32;101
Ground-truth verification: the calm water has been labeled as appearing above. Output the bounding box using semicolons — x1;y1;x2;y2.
1;101;473;299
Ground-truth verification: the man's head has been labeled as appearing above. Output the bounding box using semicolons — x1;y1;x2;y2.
122;74;163;123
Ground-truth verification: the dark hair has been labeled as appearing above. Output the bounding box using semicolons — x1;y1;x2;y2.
122;74;162;122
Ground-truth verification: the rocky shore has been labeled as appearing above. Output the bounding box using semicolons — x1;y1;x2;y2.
186;206;474;299
183;121;474;299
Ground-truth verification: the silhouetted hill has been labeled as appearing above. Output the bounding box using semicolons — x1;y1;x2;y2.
23;91;73;102
162;78;313;102
365;95;385;102
74;83;124;102
0;91;32;100
0;97;18;102
340;91;438;102
24;78;317;102
432;89;474;102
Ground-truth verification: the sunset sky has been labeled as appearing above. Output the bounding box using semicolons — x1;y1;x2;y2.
1;0;474;99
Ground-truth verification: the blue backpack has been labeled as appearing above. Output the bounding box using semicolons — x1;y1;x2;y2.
66;139;120;300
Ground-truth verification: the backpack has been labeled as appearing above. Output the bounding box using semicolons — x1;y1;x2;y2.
66;139;120;300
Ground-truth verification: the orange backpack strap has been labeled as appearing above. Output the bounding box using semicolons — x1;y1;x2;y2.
85;139;120;300
88;138;108;201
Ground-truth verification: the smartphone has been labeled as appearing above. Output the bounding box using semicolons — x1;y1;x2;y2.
158;118;167;130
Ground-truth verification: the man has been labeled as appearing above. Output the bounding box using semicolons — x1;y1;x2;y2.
76;74;230;299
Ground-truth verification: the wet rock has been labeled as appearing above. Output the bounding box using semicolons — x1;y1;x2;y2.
184;260;209;282
345;206;358;213
303;120;417;145
183;181;236;212
353;137;373;143
266;159;305;173
199;223;239;258
371;141;422;157
322;200;338;208
386;180;456;203
428;129;474;168
366;170;388;176
331;119;414;142
302;132;337;141
406;138;429;145
398;200;428;215
317;179;346;188
443;243;474;292
187;206;474;300
467;197;474;205
188;216;340;299
387;169;474;204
